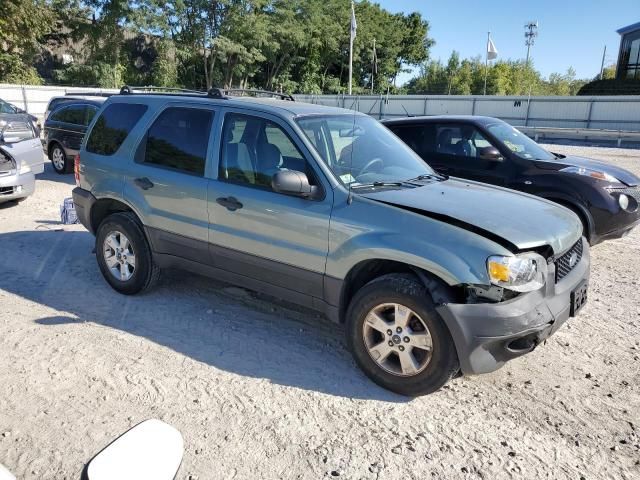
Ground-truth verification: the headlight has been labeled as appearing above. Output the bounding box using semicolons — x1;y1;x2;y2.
19;163;31;174
560;166;620;184
487;253;546;292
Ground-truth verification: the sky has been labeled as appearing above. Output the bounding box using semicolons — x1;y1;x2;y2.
376;0;638;84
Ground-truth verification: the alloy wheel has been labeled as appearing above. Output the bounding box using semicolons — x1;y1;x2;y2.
52;147;65;171
103;230;136;282
362;302;433;376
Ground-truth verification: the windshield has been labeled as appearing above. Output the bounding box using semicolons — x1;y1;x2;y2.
296;114;434;186
487;122;555;161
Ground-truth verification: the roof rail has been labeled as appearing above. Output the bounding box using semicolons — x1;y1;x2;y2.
65;91;114;97
209;88;295;101
117;85;295;102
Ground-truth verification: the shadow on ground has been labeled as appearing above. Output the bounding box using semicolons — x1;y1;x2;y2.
0;228;406;402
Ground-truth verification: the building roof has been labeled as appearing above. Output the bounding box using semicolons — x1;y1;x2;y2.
617;22;640;36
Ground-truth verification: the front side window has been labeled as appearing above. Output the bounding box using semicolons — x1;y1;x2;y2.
296;114;433;186
142;107;213;176
219;113;312;190
434;124;494;159
486;122;555;161
86;103;148;156
0;101;15;114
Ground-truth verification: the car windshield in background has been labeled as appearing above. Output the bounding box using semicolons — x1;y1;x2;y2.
487;122;555;161
296;114;435;187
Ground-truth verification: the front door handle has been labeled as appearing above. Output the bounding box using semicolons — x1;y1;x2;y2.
134;177;154;190
216;196;243;211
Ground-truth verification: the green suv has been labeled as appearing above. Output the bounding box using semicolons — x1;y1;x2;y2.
72;87;590;396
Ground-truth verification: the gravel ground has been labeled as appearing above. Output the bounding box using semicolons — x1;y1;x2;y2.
0;145;639;480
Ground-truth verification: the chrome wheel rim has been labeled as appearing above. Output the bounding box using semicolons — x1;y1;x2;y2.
103;230;136;282
52;148;65;171
362;303;433;377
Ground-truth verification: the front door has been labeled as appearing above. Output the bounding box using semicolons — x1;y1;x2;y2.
207;110;332;298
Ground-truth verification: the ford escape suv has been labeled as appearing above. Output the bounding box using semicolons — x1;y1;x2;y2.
73;87;590;396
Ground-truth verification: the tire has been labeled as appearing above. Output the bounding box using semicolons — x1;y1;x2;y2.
50;144;71;174
345;273;459;396
95;212;160;295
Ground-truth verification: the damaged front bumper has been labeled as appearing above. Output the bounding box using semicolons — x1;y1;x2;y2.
437;237;590;375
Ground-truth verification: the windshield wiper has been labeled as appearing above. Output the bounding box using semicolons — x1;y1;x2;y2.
352;181;406;189
408;173;448;182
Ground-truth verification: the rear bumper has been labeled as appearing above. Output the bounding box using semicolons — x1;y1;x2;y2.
0;170;35;202
72;187;96;233
437;237;590;375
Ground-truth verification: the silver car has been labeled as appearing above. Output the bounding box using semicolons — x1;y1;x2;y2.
0;119;45;203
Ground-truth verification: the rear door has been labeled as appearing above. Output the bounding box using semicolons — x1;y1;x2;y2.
47;104;89;156
123;103;216;263
207;109;332;298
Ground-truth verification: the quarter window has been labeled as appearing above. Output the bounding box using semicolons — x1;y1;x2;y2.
86;103;148;156
142;107;213;176
51;105;86;125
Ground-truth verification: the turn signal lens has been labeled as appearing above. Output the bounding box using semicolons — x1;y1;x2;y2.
488;261;510;282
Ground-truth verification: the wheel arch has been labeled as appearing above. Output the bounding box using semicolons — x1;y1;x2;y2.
90;197;140;234
336;259;462;324
542;195;594;242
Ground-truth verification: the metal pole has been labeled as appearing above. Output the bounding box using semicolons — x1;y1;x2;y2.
371;38;375;95
599;45;607;80
348;35;353;95
483;32;489;95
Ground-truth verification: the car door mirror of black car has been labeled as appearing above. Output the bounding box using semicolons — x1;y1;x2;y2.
478;146;504;161
272;170;320;199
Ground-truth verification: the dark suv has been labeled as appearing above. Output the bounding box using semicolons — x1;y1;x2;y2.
383;116;640;245
44;99;106;173
72;88;589;396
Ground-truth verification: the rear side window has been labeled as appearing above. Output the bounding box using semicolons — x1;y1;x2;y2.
141;107;213;176
51;105;86;125
86;103;147;156
391;124;437;159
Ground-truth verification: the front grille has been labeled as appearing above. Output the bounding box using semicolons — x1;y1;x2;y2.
0;186;15;195
555;239;583;283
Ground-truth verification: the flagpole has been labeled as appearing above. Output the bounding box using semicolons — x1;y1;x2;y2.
371;38;375;94
483;32;490;95
348;2;355;95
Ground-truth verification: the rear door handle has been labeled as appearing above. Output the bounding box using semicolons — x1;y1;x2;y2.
216;196;243;211
134;177;154;190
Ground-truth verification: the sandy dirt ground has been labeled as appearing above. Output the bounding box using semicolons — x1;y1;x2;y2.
0;145;639;480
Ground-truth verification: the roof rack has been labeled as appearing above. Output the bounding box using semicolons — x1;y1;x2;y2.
117;85;295;102
210;88;295;102
65;91;114;97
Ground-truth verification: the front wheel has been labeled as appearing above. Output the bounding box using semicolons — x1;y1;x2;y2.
95;212;160;295
346;273;459;396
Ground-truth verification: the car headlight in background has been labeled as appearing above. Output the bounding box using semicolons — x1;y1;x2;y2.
560;166;620;184
609;191;638;213
18;163;31;174
487;253;546;292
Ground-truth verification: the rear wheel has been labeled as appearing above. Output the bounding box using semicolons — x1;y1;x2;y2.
346;273;458;396
50;144;70;174
95;212;160;294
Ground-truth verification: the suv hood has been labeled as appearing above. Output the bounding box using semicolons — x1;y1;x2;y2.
538;155;639;187
360;178;582;255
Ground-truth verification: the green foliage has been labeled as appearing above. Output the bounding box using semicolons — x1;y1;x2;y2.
406;52;589;96
0;53;44;84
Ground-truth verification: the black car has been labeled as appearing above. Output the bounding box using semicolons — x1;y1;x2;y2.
44;99;105;173
383;116;640;245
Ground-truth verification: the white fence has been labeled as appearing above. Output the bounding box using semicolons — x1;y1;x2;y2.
0;84;118;121
3;84;640;135
296;94;640;132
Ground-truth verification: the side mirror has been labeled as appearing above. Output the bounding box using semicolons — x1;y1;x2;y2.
272;170;319;199
83;419;183;480
478;146;504;161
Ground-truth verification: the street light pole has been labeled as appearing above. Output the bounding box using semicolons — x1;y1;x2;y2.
524;21;538;66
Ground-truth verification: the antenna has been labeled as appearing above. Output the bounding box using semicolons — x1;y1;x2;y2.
347;107;356;205
524;21;538;66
